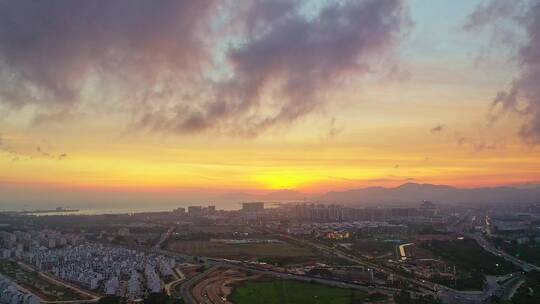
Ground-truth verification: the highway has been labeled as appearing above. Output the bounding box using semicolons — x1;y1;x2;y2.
275;224;536;304
279;232;438;293
164;267;186;296
471;232;539;272
439;212;538;303
470;215;540;272
154;226;175;251
179;265;220;304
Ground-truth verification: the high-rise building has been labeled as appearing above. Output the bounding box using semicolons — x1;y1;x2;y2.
173;207;186;214
188;206;203;215
242;202;264;212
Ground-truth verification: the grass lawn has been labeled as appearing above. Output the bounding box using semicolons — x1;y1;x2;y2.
230;280;373;304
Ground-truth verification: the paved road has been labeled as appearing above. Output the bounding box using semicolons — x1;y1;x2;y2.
164;268;186;296
177;255;405;304
280;232;437;293
154;226;175;251
179;266;220;304
501;275;525;301
439;212;536;303
276;229;535;304
472;232;540;272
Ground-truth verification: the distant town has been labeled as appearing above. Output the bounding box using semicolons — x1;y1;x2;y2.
1;199;540;304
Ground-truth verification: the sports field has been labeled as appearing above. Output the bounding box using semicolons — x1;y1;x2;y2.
229;280;372;304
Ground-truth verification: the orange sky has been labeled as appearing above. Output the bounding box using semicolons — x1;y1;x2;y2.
1;0;540;209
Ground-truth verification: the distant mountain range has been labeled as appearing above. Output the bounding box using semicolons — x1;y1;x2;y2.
217;183;540;207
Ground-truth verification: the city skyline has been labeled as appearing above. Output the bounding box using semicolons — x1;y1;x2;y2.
2;2;540;304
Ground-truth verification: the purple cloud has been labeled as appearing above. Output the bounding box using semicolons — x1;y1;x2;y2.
0;0;216;108
0;0;410;136
139;0;411;135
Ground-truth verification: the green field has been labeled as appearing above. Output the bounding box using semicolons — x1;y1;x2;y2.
230;280;379;304
167;240;315;260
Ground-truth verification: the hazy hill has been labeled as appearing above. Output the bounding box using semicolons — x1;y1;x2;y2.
216;183;540;207
319;183;540;206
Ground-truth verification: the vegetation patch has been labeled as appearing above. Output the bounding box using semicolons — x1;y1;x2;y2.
421;239;519;275
491;238;540;267
507;271;540;304
230;279;384;304
167;240;315;260
420;239;519;290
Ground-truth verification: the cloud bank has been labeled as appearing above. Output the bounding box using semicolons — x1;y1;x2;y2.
0;0;410;136
0;0;215;107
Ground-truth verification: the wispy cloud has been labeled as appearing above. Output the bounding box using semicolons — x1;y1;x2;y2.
36;146;68;161
456;136;504;152
0;133;16;155
430;124;445;134
327;117;343;138
466;0;540;144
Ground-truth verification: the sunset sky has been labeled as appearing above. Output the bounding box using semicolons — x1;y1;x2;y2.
1;0;540;209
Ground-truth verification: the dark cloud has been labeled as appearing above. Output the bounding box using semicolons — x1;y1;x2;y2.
0;0;216;108
0;133;15;155
36;146;52;158
456;136;503;152
36;146;68;160
0;0;410;136
138;0;411;135
327;117;343;138
466;0;540;144
430;124;445;134
0;134;67;161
